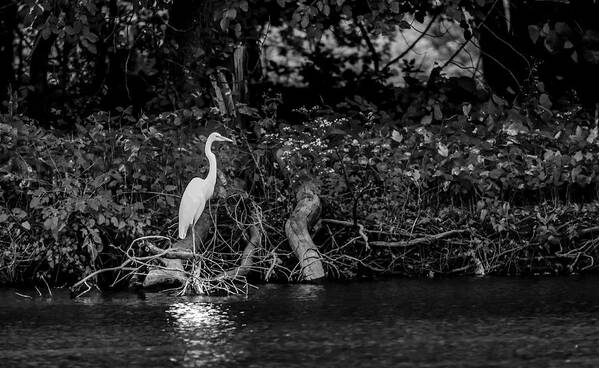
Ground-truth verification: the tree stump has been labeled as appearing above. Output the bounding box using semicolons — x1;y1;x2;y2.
285;181;325;281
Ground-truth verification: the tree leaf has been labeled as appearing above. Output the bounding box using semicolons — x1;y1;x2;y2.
539;93;552;109
437;142;449;157
587;127;598;144
391;129;403;143
462;103;472;116
421;114;432;126
528;25;540;44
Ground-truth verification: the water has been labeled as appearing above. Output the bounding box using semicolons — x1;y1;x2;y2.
1;276;599;367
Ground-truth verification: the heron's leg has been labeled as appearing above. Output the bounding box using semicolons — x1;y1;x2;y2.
192;225;196;255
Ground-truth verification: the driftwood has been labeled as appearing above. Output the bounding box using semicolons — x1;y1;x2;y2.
285;181;325;281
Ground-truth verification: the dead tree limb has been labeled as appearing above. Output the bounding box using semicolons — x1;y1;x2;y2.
217;222;261;279
370;229;470;248
315;218;369;248
285;181;325;281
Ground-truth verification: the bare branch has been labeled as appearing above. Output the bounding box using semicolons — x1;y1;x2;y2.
370;229;470;248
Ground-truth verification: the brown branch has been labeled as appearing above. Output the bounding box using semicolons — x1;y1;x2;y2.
370;229;470;248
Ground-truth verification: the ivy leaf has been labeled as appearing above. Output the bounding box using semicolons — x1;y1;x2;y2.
21;221;31;230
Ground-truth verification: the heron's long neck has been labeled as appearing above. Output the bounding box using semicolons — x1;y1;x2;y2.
205;140;217;197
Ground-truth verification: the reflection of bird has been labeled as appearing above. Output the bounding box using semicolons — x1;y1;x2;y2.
178;132;233;252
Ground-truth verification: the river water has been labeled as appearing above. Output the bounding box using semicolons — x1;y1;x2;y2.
1;276;599;367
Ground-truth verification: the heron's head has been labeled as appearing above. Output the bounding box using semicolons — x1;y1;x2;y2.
208;132;234;144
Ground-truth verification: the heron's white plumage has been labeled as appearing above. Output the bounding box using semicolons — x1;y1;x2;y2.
178;178;207;239
177;132;233;243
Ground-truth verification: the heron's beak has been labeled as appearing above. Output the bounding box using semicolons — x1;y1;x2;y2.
222;137;234;143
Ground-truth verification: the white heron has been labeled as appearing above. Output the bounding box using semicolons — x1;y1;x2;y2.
178;132;233;252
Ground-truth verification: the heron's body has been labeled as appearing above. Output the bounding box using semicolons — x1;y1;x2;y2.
178;132;233;242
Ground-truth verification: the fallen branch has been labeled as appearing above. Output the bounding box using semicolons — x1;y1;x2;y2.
370;229;470;248
71;260;136;291
579;226;599;236
217;222;261;279
144;243;196;259
317;218;369;248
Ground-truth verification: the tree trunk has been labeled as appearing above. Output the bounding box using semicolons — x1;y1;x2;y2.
166;0;213;100
90;0;118;96
27;33;57;121
0;1;16;104
285;181;325;281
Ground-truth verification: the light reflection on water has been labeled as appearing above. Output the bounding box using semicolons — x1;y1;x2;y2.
166;302;241;366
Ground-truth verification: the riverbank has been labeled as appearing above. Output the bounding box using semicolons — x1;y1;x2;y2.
2;103;599;292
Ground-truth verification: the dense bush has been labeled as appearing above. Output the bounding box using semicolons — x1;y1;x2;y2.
4;78;599;285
